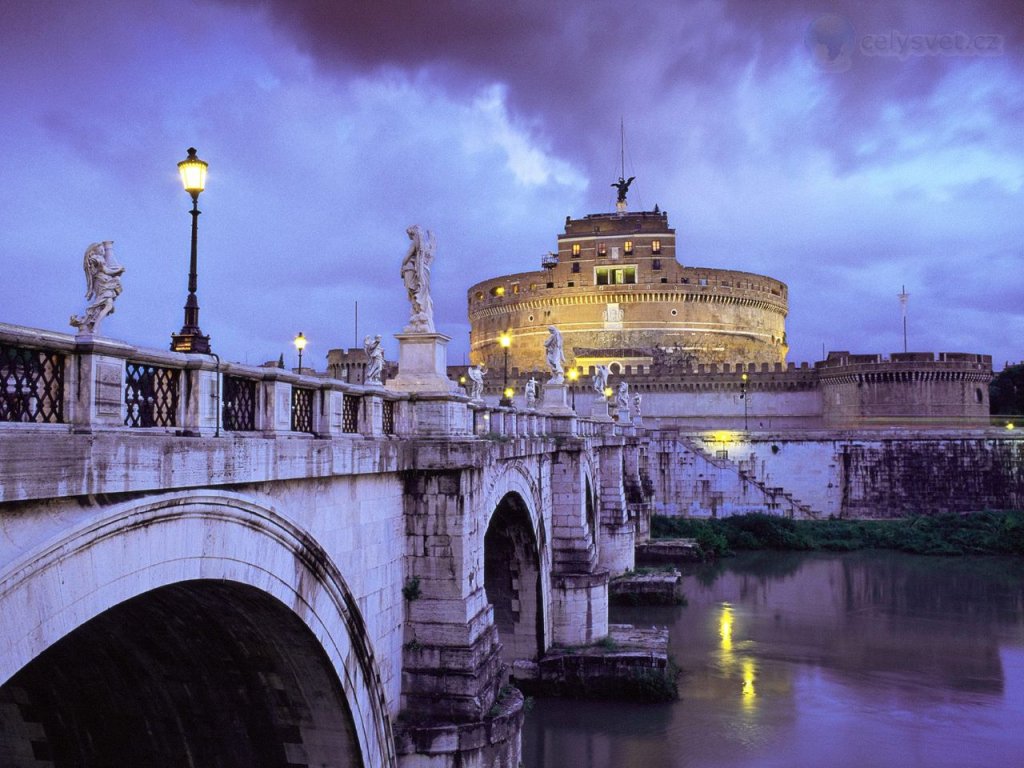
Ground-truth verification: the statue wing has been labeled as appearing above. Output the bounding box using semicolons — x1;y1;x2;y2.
82;244;100;299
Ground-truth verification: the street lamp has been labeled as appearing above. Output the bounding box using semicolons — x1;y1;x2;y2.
171;147;211;354
568;368;579;410
294;332;307;373
740;372;749;431
499;332;512;406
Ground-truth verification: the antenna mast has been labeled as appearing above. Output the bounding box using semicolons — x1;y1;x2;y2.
898;285;910;353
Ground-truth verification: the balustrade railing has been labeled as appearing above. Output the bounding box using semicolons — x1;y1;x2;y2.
124;362;179;428
342;394;360;434
291;387;314;433
0;342;65;424
223;375;258;431
0;323;622;442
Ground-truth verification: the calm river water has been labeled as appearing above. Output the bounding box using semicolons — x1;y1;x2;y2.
522;551;1024;768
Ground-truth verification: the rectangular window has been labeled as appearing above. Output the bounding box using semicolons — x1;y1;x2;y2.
598;242;607;256
652;240;662;254
624;240;634;254
698;277;708;286
571;262;580;273
652;259;661;270
571;243;581;257
595;266;636;285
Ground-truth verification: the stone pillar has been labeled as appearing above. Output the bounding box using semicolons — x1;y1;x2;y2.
182;361;219;436
590;397;612;422
597;443;635;575
69;337;132;431
390;332;454;395
546;449;609;646
541;382;574;416
398;463;523;767
260;375;294;435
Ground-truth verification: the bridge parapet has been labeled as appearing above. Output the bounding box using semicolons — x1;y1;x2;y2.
1;322;621;448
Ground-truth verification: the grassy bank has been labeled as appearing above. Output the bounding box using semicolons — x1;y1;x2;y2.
652;511;1024;557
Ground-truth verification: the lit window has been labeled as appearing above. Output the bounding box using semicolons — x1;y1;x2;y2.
598;242;607;256
491;285;505;296
572;243;581;257
624;240;634;254
595;266;636;285
652;240;661;254
475;291;484;300
512;283;519;294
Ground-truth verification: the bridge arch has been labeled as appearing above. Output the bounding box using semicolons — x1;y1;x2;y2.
481;462;551;662
0;491;396;768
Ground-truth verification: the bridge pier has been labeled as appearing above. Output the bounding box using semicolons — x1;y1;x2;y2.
597;443;636;575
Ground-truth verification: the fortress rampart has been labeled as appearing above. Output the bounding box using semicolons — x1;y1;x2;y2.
449;351;993;430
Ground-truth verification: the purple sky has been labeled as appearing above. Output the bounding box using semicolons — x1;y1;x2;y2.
2;0;1021;369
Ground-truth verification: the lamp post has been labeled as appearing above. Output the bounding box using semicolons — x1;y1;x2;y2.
568;368;578;410
170;148;211;354
499;332;512;406
294;332;307;373
741;372;749;431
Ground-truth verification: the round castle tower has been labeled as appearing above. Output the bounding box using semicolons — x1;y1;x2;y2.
467;197;789;374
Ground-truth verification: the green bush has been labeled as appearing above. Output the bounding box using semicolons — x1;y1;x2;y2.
651;511;1024;557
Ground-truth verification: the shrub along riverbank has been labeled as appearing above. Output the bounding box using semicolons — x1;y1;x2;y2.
652;511;1024;557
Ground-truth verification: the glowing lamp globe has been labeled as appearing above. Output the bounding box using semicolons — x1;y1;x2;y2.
178;147;208;197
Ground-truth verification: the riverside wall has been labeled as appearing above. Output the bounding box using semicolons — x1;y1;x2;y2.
651;429;1024;519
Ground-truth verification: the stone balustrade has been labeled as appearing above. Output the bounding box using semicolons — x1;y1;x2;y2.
1;322;620;442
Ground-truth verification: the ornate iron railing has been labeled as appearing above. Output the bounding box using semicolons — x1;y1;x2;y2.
342;394;360;434
124;363;179;428
223;375;258;431
291;387;314;433
382;399;395;435
0;343;65;423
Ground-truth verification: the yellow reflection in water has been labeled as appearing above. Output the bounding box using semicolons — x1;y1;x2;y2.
742;659;757;707
719;604;733;652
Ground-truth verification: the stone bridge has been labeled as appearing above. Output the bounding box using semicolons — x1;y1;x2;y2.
0;324;649;767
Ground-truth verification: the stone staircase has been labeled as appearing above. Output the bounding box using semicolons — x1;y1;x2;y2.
678;437;817;519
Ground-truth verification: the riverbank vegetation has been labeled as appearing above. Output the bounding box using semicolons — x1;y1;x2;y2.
652;511;1024;557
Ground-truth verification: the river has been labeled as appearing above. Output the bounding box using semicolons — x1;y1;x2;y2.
522;551;1024;767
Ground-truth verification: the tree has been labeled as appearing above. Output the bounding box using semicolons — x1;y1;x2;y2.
990;363;1024;415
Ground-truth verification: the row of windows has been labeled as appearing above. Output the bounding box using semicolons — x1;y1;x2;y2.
475;274;785;300
570;240;662;257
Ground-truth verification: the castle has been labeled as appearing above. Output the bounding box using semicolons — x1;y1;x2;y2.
462;188;993;430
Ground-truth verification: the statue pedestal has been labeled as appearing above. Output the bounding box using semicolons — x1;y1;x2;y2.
541;382;575;416
389;332;455;394
590;399;612;422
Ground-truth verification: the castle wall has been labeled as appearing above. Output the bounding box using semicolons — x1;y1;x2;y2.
653;431;1024;519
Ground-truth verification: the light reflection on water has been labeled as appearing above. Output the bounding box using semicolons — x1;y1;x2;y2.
522;551;1024;768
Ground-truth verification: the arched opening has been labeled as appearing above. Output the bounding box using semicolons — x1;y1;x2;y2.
0;581;362;768
585;474;597;546
484;492;543;663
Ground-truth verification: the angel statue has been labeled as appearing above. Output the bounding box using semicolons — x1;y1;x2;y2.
363;334;385;385
401;224;436;333
611;175;635;203
70;241;124;335
616;380;630;415
466;364;485;401
544;325;565;384
633;392;643;419
591;365;609;396
525;377;538;408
